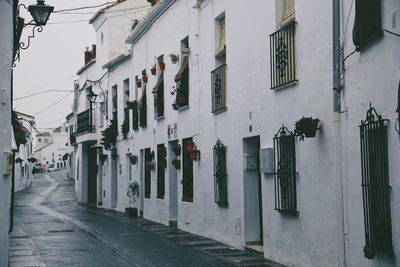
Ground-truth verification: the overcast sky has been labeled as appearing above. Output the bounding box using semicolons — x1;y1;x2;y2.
13;0;108;131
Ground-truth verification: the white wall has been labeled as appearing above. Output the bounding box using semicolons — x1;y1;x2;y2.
0;0;13;265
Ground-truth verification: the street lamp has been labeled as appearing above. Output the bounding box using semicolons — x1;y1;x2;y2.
28;0;54;26
13;0;54;64
87;91;99;104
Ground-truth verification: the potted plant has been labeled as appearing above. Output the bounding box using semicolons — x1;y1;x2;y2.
136;79;142;87
130;155;138;165
182;47;190;56
150;65;156;75
172;158;181;169
294;117;320;141
173;143;181;156
126;100;135;109
146;161;155;171
100;154;108;165
126;181;139;217
15;158;23;164
160;158;167;169
101;119;118;150
169;53;179;64
159;62;166;71
142;70;148;83
186;141;194;153
121;119;129;139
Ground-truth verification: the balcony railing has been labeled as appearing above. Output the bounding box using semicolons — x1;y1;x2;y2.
76;109;94;135
211;64;227;113
270;21;297;89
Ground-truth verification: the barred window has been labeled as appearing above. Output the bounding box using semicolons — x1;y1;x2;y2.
211;64;227;113
359;105;392;259
144;148;151;198
352;0;381;51
131;100;139;131
213;139;228;205
273;125;297;213
139;84;147;128
157;144;166;199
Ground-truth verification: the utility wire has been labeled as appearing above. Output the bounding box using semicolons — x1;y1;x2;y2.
53;2;117;13
33;92;73;116
14;90;73;101
383;29;400;38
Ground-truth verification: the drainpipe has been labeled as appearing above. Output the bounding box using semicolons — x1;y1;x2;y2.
333;0;347;267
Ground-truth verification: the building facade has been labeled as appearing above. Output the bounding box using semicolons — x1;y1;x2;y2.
0;0;14;265
14;111;35;192
71;1;400;266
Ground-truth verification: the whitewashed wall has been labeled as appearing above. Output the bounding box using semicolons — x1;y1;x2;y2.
0;0;13;265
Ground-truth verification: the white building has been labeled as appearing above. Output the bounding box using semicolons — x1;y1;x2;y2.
34;126;69;171
14;111;35;192
0;0;14;265
72;1;400;266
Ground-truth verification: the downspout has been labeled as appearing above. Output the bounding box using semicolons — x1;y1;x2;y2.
333;0;347;266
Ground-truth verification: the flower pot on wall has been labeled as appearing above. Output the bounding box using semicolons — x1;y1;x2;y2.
136;80;142;87
169;54;178;64
173;144;181;156
159;62;165;71
151;66;156;75
130;155;138;165
294;117;320;140
143;76;148;83
172;159;181;169
146;161;155;171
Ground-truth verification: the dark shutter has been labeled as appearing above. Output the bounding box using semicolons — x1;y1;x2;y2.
352;0;381;50
214;139;228;205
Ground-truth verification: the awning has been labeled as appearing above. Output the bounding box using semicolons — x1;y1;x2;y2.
152;72;164;93
174;55;188;82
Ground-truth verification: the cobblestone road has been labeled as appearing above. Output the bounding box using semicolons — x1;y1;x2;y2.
9;171;284;267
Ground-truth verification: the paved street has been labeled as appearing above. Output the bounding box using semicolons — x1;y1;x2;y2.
9;171;284;267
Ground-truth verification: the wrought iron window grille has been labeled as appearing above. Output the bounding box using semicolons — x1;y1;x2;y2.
76;108;95;135
211;64;227;113
270;21;297;90
273;125;298;214
132;100;139;131
157;144;166;199
213;139;228;205
359;104;392;259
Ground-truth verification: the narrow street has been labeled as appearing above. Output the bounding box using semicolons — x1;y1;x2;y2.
9;170;283;267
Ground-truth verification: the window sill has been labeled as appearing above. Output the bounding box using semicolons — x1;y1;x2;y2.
272;80;298;91
156;195;165;199
178;105;189;112
155;116;165;121
212;107;227;115
181;196;193;203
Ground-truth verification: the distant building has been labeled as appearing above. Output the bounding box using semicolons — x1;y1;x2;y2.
34;126;69;171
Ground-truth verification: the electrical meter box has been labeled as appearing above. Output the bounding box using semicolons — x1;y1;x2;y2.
3;151;13;176
260;148;274;174
244;153;257;170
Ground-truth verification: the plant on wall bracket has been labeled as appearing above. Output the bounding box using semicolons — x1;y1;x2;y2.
294;117;320;141
101;119;118;150
121;119;129;139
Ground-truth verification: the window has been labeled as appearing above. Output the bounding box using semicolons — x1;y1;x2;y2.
270;0;296;89
132;100;139;131
352;0;381;51
273;125;297;213
100;102;105;128
112;85;118;112
138;73;147;127
359;105;392;259
212;14;227;113
182;138;193;202
173;37;189;110
144;148;152;198
213;139;228;205
157;144;166;199
153;56;165;118
215;15;226;58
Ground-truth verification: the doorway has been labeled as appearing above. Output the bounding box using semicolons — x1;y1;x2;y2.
111;148;118;208
139;149;144;217
87;145;97;207
168;140;179;227
243;136;263;248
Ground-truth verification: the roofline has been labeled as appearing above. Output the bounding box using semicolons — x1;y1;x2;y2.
33;141;54;153
14;110;35;120
76;59;96;75
126;0;177;45
89;0;127;24
102;52;131;70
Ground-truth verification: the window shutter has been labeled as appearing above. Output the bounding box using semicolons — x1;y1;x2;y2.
352;0;381;50
281;0;295;26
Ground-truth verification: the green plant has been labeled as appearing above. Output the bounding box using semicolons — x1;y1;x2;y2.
294;117;320;141
126;100;135;109
12;111;29;149
101;119;118;150
172;158;181;169
127;181;140;205
121;119;129;139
